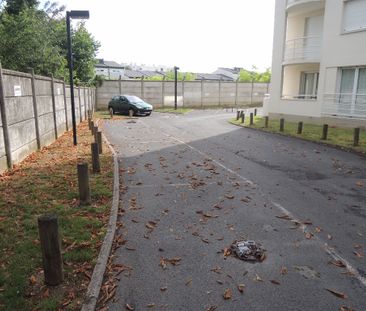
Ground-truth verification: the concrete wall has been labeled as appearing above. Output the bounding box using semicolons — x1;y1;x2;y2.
0;68;96;174
96;79;270;109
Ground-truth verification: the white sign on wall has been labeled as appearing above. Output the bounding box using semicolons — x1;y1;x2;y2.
57;88;61;95
14;85;21;97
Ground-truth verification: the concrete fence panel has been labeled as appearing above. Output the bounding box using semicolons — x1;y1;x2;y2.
0;66;96;174
95;79;270;110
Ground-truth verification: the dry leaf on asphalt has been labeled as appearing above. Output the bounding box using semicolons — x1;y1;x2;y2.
206;306;218;311
147;303;155;308
237;284;245;293
125;303;134;310
353;251;363;258
328;260;346;268
223;288;232;300
280;266;288;275
276;214;292;220
326;289;347;299
254;274;264;282
305;232;313;239
224;194;235;199
328;234;333;240
340;306;355;311
270;280;281;285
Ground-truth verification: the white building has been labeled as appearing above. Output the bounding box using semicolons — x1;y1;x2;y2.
265;0;366;124
95;59;125;79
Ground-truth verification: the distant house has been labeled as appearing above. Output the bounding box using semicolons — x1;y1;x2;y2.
95;59;125;79
213;67;242;81
123;70;145;79
195;73;233;81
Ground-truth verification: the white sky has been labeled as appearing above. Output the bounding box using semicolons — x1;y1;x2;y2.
57;0;275;73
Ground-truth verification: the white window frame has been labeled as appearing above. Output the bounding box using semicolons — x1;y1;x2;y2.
299;71;319;99
342;0;366;34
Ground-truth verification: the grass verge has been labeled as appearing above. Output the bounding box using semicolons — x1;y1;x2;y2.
230;116;366;154
0;121;113;310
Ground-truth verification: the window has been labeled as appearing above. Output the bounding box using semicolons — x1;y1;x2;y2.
343;0;366;32
299;72;319;99
338;67;366;115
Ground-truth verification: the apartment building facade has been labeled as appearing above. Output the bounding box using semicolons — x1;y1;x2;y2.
266;0;366;123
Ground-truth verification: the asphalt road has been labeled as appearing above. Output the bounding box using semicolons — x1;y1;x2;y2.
103;109;366;311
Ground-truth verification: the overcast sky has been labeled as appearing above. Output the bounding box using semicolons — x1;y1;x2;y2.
57;0;275;73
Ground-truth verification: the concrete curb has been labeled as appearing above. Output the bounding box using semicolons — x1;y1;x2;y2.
81;119;119;311
229;120;366;159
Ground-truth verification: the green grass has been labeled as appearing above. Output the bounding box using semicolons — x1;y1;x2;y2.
230;116;366;153
155;107;193;114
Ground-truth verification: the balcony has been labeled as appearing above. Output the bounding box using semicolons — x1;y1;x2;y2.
283;36;321;64
287;0;324;10
322;93;366;119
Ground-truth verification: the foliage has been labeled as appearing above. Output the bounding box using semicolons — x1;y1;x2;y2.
239;66;271;83
0;2;100;84
4;0;38;15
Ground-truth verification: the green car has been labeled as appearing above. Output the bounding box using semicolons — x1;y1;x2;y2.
108;95;153;116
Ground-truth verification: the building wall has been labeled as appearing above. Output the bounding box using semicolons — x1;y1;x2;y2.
96;80;270;109
268;0;366;120
0;68;96;174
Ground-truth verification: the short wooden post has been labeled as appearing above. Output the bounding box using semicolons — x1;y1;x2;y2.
297;122;303;134
241;113;245;124
38;214;64;285
91;143;101;173
129;109;133;118
97;131;103;154
250;113;254;125
236;110;240;120
109;107;113;119
321;124;328;140
90;120;94;134
77;163;91;205
265;116;269;128
254;108;257;116
93;126;98;141
280;118;285;132
354;128;360;146
88;117;91;130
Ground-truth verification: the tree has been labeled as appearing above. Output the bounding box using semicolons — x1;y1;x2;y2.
238;66;271;83
4;0;38;15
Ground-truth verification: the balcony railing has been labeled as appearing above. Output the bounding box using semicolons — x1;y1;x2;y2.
287;0;324;8
322;93;366;119
282;94;317;100
284;36;321;63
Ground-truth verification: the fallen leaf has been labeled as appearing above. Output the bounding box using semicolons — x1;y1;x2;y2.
353;251;363;258
201;238;210;244
224;194;234;200
185;278;192;286
216;280;223;285
160;287;167;291
126;303;134;310
147;303;155;308
340;306;355;311
328;234;333;240
29;275;37;285
42;288;50;298
315;227;322;233
280;266;288;275
254;274;263;282
276;214;292;220
356;181;364;187
328;260;346;268
326;289;347;299
223;248;231;257
305;232;313;239
223;288;232;300
303;221;313;225
270;280;281;285
237;284;245;293
206;306;217;311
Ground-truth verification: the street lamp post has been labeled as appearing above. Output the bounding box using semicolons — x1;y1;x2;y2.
66;10;90;146
174;66;179;110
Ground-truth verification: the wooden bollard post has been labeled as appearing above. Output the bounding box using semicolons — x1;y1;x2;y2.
38;214;64;285
93;126;98;141
109;108;113;119
321;124;328;140
265;116;269;128
90;120;94;134
97;131;103;154
91;143;101;173
354;128;360;146
280;118;285;132
77;163;91;205
254;108;257;116
250;113;254;125
236;110;240;120
241;113;245;124
297;122;303;134
88;117;91;130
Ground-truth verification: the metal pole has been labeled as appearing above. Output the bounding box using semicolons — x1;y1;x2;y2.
174;66;178;110
66;12;77;145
